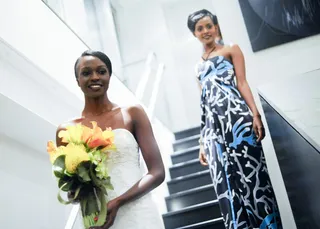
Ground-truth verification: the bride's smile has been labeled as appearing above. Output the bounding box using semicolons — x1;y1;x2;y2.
54;50;166;229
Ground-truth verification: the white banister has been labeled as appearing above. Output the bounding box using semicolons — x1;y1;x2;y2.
64;205;80;229
135;52;155;101
147;63;165;119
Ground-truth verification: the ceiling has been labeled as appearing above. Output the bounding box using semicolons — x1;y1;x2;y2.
110;0;184;9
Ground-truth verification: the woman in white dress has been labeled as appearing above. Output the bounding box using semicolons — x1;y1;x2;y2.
56;50;166;229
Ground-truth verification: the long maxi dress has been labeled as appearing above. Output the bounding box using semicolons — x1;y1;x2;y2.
196;55;282;229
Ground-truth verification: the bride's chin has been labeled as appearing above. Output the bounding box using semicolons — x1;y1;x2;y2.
84;91;107;98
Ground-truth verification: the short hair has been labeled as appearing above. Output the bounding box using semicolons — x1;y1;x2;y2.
74;50;112;78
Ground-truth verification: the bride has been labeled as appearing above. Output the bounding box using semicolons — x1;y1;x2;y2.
56;50;166;229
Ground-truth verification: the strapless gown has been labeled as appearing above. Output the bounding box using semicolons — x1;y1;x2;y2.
78;128;165;229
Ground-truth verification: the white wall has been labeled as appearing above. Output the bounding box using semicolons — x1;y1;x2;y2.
0;0;85;223
0;0;158;126
161;0;217;130
212;0;320;88
43;0;124;80
113;0;193;132
259;69;320;149
113;0;320;132
0;134;69;229
90;0;124;80
112;0;227;132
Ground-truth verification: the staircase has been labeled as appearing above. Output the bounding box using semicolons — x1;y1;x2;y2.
162;127;225;229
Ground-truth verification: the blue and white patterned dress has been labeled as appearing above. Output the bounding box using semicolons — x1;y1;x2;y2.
196;55;282;229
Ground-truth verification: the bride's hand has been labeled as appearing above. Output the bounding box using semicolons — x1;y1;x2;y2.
103;199;120;228
89;199;121;229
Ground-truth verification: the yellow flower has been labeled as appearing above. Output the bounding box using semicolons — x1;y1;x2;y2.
47;141;65;164
102;129;116;151
63;143;90;174
58;124;84;144
56;122;116;152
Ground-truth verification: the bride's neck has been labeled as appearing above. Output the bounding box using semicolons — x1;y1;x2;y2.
82;94;113;117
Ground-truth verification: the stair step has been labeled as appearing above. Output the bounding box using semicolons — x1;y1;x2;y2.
174;126;200;141
169;158;207;178
171;146;199;165
166;184;217;211
173;134;200;151
167;170;212;194
175;218;224;229
162;200;221;229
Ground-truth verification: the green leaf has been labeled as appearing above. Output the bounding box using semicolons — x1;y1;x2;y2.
91;150;102;165
58;175;70;187
95;188;107;226
64;170;74;177
77;162;91;182
83;189;99;216
57;183;81;205
80;198;88;218
53;155;66;178
101;177;114;190
100;153;107;162
58;178;74;192
95;164;108;180
89;166;103;187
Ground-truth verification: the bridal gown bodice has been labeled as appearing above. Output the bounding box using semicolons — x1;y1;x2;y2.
106;129;143;199
91;129;164;229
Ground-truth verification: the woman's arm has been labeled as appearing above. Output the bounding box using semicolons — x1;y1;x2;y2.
196;73;208;166
230;44;259;116
230;44;265;141
195;63;202;93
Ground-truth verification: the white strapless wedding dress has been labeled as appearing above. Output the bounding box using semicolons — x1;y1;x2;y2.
102;128;165;229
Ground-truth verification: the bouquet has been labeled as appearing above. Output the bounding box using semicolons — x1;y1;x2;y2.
47;121;116;228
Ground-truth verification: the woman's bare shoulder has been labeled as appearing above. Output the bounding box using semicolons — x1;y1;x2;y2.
57;116;83;132
125;104;145;117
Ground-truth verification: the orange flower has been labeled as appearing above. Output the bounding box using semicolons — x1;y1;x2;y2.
47;141;56;154
81;125;93;144
87;122;115;149
47;141;65;163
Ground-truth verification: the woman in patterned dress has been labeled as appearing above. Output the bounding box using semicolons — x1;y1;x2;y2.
187;9;282;229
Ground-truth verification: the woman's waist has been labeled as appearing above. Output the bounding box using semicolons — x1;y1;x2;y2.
201;83;240;98
106;183;152;205
201;93;249;110
201;73;235;85
107;165;143;190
